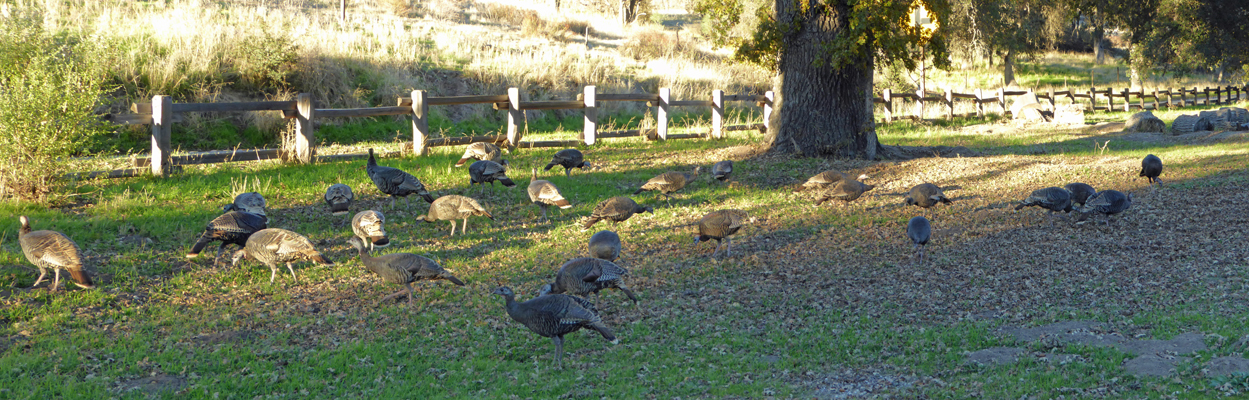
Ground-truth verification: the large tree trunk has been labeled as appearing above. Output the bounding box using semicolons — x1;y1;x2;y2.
619;0;637;25
1003;49;1016;86
766;0;879;159
1093;24;1106;65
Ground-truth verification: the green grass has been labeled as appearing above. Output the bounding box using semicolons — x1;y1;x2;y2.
3;115;1249;398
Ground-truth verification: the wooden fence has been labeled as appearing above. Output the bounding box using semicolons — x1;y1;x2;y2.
877;85;1249;122
98;86;774;178
92;83;1248;179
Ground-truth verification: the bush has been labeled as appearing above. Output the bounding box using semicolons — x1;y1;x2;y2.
0;9;111;201
426;0;471;23
620;28;705;60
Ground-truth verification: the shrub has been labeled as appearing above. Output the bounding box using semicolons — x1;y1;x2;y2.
380;0;415;17
620;28;705;60
475;2;538;26
0;9;111;201
426;0;471;23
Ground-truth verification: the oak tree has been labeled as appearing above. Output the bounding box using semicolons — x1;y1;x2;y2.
696;0;951;158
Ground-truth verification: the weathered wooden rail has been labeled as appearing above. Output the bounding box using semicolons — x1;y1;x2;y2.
876;85;1248;122
97;86;775;179
91;82;1246;180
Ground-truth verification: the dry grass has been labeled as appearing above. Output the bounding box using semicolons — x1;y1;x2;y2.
22;0;768;142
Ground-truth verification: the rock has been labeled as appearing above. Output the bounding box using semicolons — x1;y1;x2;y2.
1172;114;1213;134
1205;356;1249;377
1010;91;1040;120
1124;111;1165;133
1124;354;1186;377
1016;104;1048;122
1052;104;1085;124
966;347;1025;366
1116;333;1208;356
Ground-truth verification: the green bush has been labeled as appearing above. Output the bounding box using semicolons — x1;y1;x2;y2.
0;9;111;201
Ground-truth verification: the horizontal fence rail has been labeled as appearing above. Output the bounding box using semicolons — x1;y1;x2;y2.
90;83;1246;180
93;86;776;179
874;85;1247;122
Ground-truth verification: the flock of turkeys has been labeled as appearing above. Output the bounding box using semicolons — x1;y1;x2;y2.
14;141;1162;367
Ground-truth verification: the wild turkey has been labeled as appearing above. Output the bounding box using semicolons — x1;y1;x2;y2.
528;168;572;221
1064;183;1097;208
351;210;389;250
587;230;621;262
907;216;931;263
538;257;638;307
711;160;733;182
1074;190;1133;225
222;192;267;215
468;160;516;195
796;171;869;192
634;166;700;204
544;149;592;177
417;195;493;236
1140;154;1163;184
18;216;94;291
813;179;876;206
693;209;749;258
186;211;268;266
324;183;354;215
492;286;618;369
904;183;953;209
454;142;506;167
366;148;436;209
1014;187;1072;226
583;196;653;230
230;228;333;283
347;237;464;308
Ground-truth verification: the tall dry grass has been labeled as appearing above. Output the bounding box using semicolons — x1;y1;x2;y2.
21;0;769;148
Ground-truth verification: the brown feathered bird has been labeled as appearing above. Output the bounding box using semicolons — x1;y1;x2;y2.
538;257;638;307
904;183;953;209
186;210;268;266
583;196;652;230
711;161;733;182
324;183;354;215
813;179;876;206
468;160;516;196
455;142;506;167
528;168;572;221
693;209;750;258
796;171;869;192
417;195;493;236
587;230;621;262
351;210;389;250
231;228;333;283
348;237;464;308
492;286;618;369
18;216;94;291
634;166;700;204
1140;154;1163;184
544;149;591;177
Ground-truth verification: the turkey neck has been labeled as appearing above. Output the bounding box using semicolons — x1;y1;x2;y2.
501;293;523;319
353;244;382;269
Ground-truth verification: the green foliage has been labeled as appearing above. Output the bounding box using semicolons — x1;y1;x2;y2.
0;9;111;201
695;0;952;73
230;29;300;94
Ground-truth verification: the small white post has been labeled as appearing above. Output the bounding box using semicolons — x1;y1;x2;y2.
711;90;724;139
583;86;597;145
657;88;670;140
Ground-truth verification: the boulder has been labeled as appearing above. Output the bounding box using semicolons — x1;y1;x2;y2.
1172;114;1214;134
1205;356;1249;378
1010;91;1040;119
1123;111;1165;133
